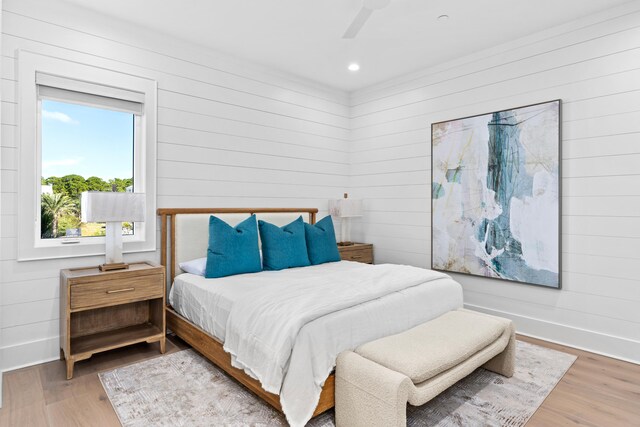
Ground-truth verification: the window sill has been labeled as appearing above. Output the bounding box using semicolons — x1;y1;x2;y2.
17;241;156;262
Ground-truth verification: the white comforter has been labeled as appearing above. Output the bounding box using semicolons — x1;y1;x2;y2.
220;262;462;426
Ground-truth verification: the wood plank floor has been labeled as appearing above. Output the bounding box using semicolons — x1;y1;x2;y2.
0;335;638;426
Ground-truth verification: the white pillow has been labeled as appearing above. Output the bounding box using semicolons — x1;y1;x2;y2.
179;251;263;277
179;257;207;276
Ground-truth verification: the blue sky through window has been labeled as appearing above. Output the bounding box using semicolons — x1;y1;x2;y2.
41;99;134;181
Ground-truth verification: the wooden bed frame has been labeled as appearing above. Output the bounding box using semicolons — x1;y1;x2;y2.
158;207;335;417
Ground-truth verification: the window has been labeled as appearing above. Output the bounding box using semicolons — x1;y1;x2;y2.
18;51;157;260
40;99;135;240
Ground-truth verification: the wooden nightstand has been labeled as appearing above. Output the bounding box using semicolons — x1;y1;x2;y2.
60;261;166;379
338;243;374;264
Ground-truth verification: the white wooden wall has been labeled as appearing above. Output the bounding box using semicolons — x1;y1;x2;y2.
0;0;4;408
349;2;640;363
0;0;349;371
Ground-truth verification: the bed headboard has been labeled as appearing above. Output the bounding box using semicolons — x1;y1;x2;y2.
158;208;318;283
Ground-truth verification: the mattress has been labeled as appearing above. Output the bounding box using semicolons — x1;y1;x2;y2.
170;260;410;340
170;264;273;341
169;260;463;426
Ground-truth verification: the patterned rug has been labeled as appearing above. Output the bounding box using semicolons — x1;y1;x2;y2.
100;340;576;426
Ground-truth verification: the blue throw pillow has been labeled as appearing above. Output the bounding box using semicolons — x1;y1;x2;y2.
304;215;341;265
258;216;311;271
205;215;261;278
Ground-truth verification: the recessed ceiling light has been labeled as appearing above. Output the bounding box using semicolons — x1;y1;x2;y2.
348;63;360;72
438;14;450;21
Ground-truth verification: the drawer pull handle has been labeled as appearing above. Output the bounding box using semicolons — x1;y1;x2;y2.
106;287;135;294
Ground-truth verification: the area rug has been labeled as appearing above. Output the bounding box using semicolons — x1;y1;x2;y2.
99;340;576;426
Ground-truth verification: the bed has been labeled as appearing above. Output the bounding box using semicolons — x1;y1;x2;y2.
159;208;463;427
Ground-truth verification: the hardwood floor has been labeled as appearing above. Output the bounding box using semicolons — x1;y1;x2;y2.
0;335;638;426
518;336;640;427
0;338;188;427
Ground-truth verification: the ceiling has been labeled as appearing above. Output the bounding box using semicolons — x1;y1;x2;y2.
60;0;631;92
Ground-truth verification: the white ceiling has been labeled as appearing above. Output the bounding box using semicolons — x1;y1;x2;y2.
61;0;631;92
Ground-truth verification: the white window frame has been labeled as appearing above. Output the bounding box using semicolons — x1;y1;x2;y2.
17;50;157;261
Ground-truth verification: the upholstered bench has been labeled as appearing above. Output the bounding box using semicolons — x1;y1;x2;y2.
335;309;516;427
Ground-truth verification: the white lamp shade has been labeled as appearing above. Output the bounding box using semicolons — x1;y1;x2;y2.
329;198;363;218
81;191;146;222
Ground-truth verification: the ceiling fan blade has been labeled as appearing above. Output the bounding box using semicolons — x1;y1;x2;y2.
342;7;374;39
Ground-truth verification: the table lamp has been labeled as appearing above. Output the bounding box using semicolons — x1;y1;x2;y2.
329;193;363;246
81;191;145;271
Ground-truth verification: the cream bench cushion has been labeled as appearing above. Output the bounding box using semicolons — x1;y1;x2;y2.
356;310;508;383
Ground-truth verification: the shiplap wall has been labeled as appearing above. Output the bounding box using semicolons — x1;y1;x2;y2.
0;0;349;371
0;0;4;408
349;2;640;363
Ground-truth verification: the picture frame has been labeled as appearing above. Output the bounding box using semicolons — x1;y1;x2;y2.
431;100;561;289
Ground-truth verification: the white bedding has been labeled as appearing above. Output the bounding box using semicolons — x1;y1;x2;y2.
169;261;463;427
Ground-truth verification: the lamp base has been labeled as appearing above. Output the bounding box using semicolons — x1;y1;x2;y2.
337;241;355;246
99;262;130;272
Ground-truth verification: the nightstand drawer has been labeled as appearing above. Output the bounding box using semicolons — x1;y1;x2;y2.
70;274;163;311
341;251;373;263
339;244;373;264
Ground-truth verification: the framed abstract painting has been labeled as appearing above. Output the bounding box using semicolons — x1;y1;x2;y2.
431;100;561;288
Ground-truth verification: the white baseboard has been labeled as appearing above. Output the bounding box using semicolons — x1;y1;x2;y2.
1;336;59;373
465;303;640;365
